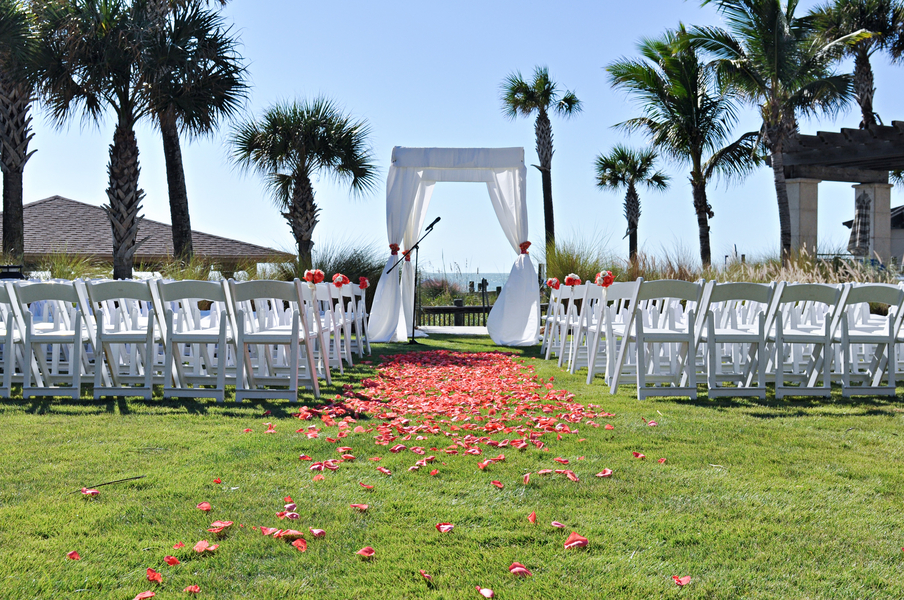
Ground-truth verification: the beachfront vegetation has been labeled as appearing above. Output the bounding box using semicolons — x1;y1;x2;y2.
594;146;670;264
607;25;761;269
811;0;904;128
690;0;868;261
142;0;247;261
500;66;582;249
230;97;378;272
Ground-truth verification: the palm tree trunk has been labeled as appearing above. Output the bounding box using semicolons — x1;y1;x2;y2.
159;108;193;260
770;149;792;262
105;122;146;280
853;46;876;129
625;183;640;263
0;76;33;261
284;175;319;271
691;178;712;268
535;108;555;248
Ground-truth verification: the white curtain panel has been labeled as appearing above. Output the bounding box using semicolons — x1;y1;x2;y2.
369;147;540;346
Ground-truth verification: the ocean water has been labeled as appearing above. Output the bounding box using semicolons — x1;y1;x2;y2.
421;271;509;292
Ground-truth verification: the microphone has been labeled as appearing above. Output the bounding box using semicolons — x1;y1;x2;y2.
425;216;441;231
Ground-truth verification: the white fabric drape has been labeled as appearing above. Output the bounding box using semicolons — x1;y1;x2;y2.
370;147;540;346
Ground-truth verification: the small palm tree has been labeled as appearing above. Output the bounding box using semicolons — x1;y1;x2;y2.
0;0;36;260
608;25;761;268
692;0;867;259
141;1;246;260
595;146;670;263
810;0;904;128
35;0;151;279
500;66;581;248
230;97;378;270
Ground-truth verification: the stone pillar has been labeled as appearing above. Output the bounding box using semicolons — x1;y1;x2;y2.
853;183;893;265
787;178;821;256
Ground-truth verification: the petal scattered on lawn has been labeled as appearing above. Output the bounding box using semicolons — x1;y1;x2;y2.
509;562;532;576
491;480;504;489
565;470;579;482
173;542;185;549
359;482;374;489
658;458;667;464
430;469;439;476
604;424;614;430
299;455;312;461
523;473;530;485
350;504;369;512
80;488;99;496
67;551;80;560
564;531;588;549
476;586;494;598
356;546;375;558
377;467;392;475
242;428;252;433
673;575;691;586
312;474;324;481
435;523;454;533
309;528;326;538
537;469;553;476
551;521;565;528
213;478;221;484
193;540;214;553
133;592;155;600
632;452;646;459
292;538;308;552
164;556;180;566
596;469;613;478
554;457;569;465
183;585;201;593
647;420;658;427
196;502;211;512
528;511;537;524
419;569;433;581
146;568;163;583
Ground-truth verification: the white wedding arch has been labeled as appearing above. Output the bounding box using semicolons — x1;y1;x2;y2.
368;147;540;346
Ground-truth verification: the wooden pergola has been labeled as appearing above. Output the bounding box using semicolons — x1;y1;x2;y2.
779;122;904;263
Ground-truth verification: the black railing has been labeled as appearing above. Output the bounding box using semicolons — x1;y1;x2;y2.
417;302;549;327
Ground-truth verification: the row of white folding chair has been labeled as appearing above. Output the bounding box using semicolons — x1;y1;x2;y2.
542;284;587;362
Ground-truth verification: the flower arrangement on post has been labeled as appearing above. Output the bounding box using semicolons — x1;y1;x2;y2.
563;273;582;286
304;269;324;289
595;271;614;287
332;273;350;288
546;277;560;290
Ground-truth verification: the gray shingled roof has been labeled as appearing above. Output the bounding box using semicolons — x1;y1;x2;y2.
0;196;291;266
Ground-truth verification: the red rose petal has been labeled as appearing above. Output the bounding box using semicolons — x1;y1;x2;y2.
527;511;536;524
658;458;667;464
196;502;211;511
163;556;180;566
309;528;326;538
356;546;375;557
292;538;307;552
133;592;155;600
596;469;613;477
359;482;374;489
146;568;162;583
435;522;454;533
523;473;530;485
632;452;646;459
419;569;433;581
509;561;532;576
80;488;99;496
430;469;439;476
350;504;369;512
476;586;494;598
604;424;614;430
551;521;565;528
564;531;588;549
173;542;185;549
491;480;504;489
67;550;80;560
673;575;691;586
183;585;201;593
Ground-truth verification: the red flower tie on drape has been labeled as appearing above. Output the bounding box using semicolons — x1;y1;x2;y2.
519;241;531;254
404;251;411;262
389;244;399;255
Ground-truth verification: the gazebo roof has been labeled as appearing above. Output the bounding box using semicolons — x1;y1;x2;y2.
781;122;904;183
0;196;291;267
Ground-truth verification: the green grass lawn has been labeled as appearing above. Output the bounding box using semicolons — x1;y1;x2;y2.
2;335;904;599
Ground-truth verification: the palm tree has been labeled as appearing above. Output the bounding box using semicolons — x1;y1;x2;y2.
34;0;150;279
0;0;36;261
141;1;246;260
692;0;867;259
230;97;378;270
608;26;761;268
595;145;670;263
811;0;904;128
500;66;581;249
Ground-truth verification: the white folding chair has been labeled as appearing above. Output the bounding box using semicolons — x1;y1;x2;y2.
583;280;642;385
553;283;589;366
85;279;163;399
313;282;345;374
700;281;775;399
836;283;904;397
631;279;704;399
13;281;88;399
297;282;333;385
351;285;372;356
540;284;563;356
0;283;26;397
156;279;236;402
229;278;321;401
769;283;843;399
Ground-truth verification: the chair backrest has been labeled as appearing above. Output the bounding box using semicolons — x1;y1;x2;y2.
15;281;79;305
636;279;702;304
157;279;229;304
230;279;299;304
706;281;773;305
843;282;903;308
86;279;154;304
776;282;841;306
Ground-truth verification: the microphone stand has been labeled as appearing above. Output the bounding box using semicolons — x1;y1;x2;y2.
385;223;439;344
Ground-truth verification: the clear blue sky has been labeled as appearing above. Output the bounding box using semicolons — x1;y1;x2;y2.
24;0;904;273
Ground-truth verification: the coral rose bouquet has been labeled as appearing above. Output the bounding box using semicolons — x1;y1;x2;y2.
563;273;581;287
303;269;324;289
332;273;350;288
546;277;560;290
359;277;369;289
595;271;614;288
